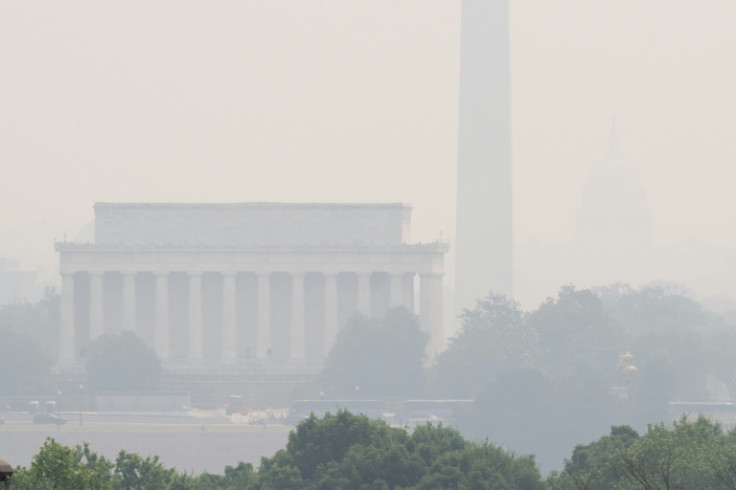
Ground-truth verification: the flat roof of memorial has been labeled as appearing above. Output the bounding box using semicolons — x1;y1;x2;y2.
94;202;411;209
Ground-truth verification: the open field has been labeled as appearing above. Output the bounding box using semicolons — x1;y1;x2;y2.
0;413;291;474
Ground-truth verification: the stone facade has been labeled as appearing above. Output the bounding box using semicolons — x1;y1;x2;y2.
56;203;447;375
455;0;513;311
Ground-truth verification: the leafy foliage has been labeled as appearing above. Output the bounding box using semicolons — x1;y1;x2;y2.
12;413;544;490
547;416;736;490
0;289;58;395
254;410;543;490
86;331;162;392
113;451;177;490
433;294;537;398
0;324;54;396
322;308;427;397
0;287;60;359
436;284;736;472
13;439;114;490
12;438;256;490
529;285;620;387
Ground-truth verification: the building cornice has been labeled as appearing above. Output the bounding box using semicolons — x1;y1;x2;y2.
55;241;449;254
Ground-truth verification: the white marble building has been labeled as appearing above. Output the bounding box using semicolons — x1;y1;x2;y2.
55;203;447;374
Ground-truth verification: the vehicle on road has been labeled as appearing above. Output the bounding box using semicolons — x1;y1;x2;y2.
395;399;473;429
33;413;66;425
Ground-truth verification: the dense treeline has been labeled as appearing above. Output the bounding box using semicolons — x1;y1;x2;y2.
13;413;736;489
4;283;736;473
442;285;736;471
0;289;58;396
324;284;736;470
11;411;544;490
547;415;736;489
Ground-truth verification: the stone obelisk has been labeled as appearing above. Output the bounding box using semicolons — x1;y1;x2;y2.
455;0;513;311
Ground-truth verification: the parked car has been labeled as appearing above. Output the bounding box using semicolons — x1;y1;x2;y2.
33;413;66;425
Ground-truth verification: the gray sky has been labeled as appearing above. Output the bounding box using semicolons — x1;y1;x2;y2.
2;1;735;307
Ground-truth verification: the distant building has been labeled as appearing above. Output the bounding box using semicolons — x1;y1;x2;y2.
455;0;513;311
55;203;447;374
514;124;654;307
0;257;38;305
573;124;652;286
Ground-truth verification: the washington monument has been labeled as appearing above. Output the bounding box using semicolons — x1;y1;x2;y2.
455;0;513;311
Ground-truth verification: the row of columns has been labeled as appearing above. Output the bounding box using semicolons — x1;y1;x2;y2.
59;270;439;364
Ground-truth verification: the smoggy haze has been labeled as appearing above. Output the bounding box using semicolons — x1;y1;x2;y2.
1;1;735;308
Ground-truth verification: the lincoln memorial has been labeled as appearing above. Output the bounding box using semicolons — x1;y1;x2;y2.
55;203;447;375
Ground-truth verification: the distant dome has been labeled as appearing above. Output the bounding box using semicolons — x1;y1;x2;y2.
575;122;652;247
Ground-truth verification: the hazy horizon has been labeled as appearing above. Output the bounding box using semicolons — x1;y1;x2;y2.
2;1;735;309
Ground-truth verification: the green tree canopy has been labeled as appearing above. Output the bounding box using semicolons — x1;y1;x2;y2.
548;416;736;490
0;289;59;395
322;307;427;397
0;288;60;359
433;293;537;398
13;414;543;490
255;410;543;490
604;285;731;410
0;324;53;396
12;437;249;490
528;285;621;387
86;331;162;392
12;438;114;490
443;285;733;472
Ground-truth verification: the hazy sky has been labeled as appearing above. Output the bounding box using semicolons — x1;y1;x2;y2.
2;1;735;305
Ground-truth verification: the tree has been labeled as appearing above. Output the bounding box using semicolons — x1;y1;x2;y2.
547;416;736;490
12;438;114;490
547;425;639;489
13;414;543;489
217;462;259;489
413;442;543;490
0;324;53;396
607;284;718;336
618;416;727;490
254;410;543;490
609;285;719;402
0;288;60;360
113;451;177;490
433;293;537;398
12;438;214;490
86;331;162;392
0;289;59;395
528;285;621;386
470;368;563;471
322;307;427;397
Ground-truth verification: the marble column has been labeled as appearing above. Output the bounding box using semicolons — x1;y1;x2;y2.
256;272;271;359
290;273;306;359
188;272;203;359
403;272;415;312
323;272;339;355
222;272;238;361
357;272;371;316
59;272;75;363
420;273;445;360
154;272;170;360
389;272;404;308
88;272;104;340
121;272;136;332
